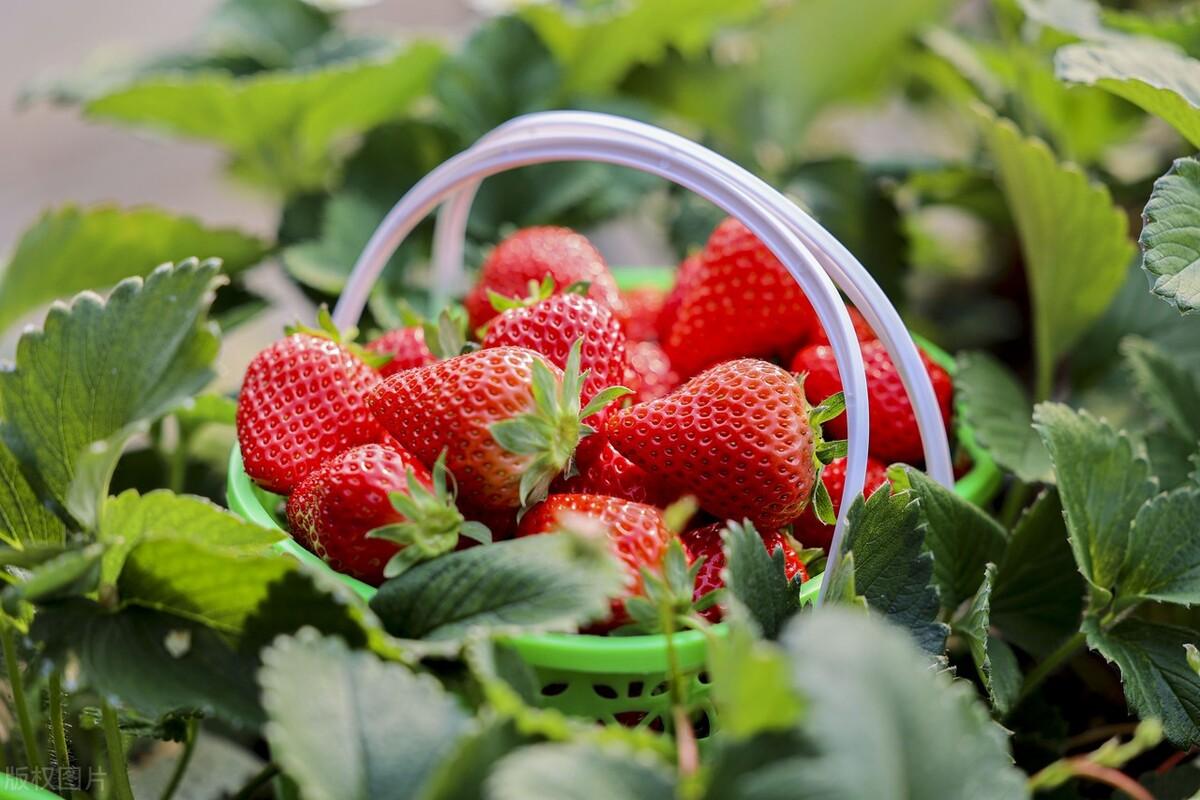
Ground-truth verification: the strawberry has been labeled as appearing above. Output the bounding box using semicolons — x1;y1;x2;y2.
616;286;666;342
605;359;822;531
625;341;679;403
237;324;383;495
661;218;819;377
366;328;436;378
808;306;876;348
792;456;889;550
791;339;953;464
286;445;488;584
368;342;627;512
679;522;808;622
656;253;703;343
482;292;628;416
517;493;670;627
464;226;620;330
555;440;675;507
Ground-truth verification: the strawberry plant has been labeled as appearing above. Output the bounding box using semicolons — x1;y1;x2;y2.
3;0;1200;798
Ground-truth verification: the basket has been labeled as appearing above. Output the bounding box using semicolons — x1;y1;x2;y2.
225;112;1001;737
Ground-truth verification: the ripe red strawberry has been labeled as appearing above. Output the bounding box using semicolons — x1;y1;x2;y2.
237;332;382;494
482;292;628;415
792;456;890;550
464;226;620;330
808;306;876;348
369;344;626;512
791;340;953;464
286;445;487;584
616;286;666;342
679;523;808;622
517;493;670;627
555;441;675;507
662;218;819;377
606;359;819;530
656;253;703;343
366;328;435;377
625;341;679;403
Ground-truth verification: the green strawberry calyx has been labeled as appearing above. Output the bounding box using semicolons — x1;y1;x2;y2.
286;304;392;370
489;338;632;509
367;451;491;578
805;389;848;526
625;537;717;635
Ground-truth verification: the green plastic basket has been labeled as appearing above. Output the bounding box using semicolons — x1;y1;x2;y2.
224;265;999;738
0;773;65;800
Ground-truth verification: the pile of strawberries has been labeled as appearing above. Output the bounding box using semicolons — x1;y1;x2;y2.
236;218;954;629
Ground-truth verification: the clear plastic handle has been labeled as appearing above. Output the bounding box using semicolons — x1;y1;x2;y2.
331;112;947;605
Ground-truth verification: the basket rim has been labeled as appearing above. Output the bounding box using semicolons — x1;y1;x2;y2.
224;265;1001;674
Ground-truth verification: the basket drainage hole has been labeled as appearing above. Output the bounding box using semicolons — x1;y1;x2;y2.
627;681;644;698
692;711;711;739
697;671;711;685
650;681;669;697
592;684;619;699
540;682;568;697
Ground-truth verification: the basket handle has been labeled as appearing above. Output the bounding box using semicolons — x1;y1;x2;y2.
331;112;904;605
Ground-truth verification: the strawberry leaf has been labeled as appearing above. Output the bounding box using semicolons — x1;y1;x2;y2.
722;520;806;640
952;564;1022;717
991;490;1085;657
86;43;444;192
1085;617;1200;747
954;351;1052;484
1114;486;1200;608
0;439;65;549
838;487;949;655
0;543;104;614
1122;337;1200;443
1139;157;1200;315
369;531;625;643
260;630;472;799
896;466;1008;610
0;260;224;528
32;601;264;730
768;608;1028;799
1033;403;1157;600
976;107;1134;392
489;743;674;800
707;606;805;738
0;204;266;334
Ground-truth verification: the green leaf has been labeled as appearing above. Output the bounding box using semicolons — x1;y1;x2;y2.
1140;156;1200;316
1085;617;1200;747
976;107;1134;385
433;16;560;141
0;205;265;333
0;261;223;527
86;44;444;191
260;629;472;800
841;489;949;655
707;608;805;738
954;352;1052;483
33;601;263;729
900;467;1008;609
991;490;1085;657
1116;486;1200;606
369;532;624;642
1033;403;1157;596
1;543;104;613
486;742;674;800
523;0;760;95
954;564;1022;716
198;0;335;69
775;608;1029;799
1056;40;1200;150
722;520;806;640
823;551;868;609
417;719;530;800
1123;337;1200;441
0;439;64;549
99;489;281;584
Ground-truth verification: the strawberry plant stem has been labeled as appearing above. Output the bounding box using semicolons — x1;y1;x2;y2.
158;718;198;800
1;624;43;773
48;671;70;786
1017;631;1087;706
230;763;280;800
100;702;135;800
660;607;698;777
